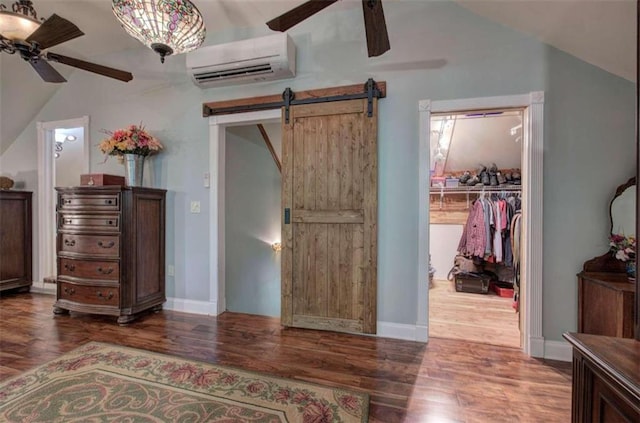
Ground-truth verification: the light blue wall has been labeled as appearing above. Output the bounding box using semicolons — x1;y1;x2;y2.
2;1;634;341
225;126;281;316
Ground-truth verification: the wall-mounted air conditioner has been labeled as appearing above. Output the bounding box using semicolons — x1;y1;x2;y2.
186;33;296;88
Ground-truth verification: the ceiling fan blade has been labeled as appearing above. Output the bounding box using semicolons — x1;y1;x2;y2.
267;0;339;31
29;58;66;83
46;53;133;82
26;14;84;50
362;0;390;57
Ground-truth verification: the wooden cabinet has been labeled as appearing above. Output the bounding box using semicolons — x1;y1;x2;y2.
54;186;166;324
563;333;640;423
0;191;32;293
578;272;635;338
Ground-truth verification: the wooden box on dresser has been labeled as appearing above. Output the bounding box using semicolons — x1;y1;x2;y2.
54;186;166;324
0;190;32;293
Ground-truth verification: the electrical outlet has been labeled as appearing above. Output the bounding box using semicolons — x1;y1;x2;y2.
190;201;201;213
167;265;175;276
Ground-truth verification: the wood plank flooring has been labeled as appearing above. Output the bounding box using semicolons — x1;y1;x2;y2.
429;278;521;348
0;292;572;422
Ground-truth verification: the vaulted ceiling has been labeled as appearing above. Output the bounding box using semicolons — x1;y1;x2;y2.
0;0;635;154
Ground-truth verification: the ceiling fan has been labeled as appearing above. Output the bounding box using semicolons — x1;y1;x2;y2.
0;0;132;83
267;0;390;58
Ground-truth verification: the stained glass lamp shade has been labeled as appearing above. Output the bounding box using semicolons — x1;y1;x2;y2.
112;0;206;63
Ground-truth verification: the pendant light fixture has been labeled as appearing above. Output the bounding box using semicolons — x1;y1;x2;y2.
0;0;41;53
112;0;206;63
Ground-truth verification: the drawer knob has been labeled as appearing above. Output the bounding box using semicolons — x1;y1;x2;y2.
64;263;75;272
97;291;114;300
97;240;115;249
63;287;75;295
97;267;114;275
64;199;71;205
64;219;72;224
64;239;76;247
107;220;114;225
105;199;113;205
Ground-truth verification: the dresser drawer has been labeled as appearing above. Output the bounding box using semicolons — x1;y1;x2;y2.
58;193;120;211
59;282;119;306
59;214;120;232
59;258;119;281
59;234;120;257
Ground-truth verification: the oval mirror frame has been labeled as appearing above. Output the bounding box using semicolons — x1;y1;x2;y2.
610;177;636;237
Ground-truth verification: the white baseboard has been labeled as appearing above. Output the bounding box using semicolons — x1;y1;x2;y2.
30;282;56;295
529;336;546;358
377;321;428;342
544;340;572;362
164;297;218;315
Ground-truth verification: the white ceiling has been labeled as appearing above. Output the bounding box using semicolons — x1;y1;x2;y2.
0;0;636;154
7;0;636;79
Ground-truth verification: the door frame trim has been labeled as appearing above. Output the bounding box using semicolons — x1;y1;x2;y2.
208;109;281;314
36;116;90;291
418;92;545;356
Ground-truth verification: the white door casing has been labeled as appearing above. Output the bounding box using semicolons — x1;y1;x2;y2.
418;92;544;356
36;116;90;292
208;110;281;314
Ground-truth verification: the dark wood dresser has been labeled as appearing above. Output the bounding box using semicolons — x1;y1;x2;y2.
563;333;639;423
53;186;166;324
0;190;32;293
578;272;635;338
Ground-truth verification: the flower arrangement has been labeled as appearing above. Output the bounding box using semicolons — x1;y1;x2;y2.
609;234;636;262
99;124;163;159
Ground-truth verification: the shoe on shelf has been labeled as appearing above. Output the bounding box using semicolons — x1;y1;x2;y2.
459;171;471;184
497;171;507;185
490;173;499;186
466;176;480;186
481;170;490;185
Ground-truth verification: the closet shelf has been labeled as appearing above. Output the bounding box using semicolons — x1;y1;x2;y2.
430;185;522;195
430;185;521;210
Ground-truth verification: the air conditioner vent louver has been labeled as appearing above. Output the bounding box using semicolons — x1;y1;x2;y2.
186;33;296;88
193;64;274;83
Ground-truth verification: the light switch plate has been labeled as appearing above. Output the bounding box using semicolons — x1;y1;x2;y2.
190;201;201;213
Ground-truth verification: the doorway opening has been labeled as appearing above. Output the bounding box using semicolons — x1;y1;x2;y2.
224;123;282;317
418;93;544;356
208;110;281;315
36;116;89;291
428;108;524;348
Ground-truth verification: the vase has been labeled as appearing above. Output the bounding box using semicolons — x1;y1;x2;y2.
625;260;636;282
123;154;145;187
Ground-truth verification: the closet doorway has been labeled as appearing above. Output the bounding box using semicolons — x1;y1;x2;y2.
428;109;523;348
418;93;545;357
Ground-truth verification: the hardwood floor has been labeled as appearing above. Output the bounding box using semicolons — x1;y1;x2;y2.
429;278;521;348
0;293;572;422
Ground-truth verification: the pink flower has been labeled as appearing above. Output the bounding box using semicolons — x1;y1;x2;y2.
63;356;98;371
192;369;220;387
245;381;265;394
134;359;151;368
220;373;239;385
274;388;291;402
293;391;312;404
99;124;163;159
337;394;361;413
168;364;199;384
302;401;334;423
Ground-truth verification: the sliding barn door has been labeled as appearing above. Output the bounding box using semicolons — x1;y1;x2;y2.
281;98;378;334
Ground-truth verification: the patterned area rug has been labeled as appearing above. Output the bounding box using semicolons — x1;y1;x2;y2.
0;342;368;422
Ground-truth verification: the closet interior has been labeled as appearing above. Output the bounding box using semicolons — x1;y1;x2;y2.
428;108;524;348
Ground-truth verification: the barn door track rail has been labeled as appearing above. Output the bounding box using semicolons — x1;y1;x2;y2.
202;79;386;122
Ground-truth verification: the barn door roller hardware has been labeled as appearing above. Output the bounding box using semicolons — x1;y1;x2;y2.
202;79;386;120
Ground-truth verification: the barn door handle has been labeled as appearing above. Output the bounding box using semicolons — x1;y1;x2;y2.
284;208;290;224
